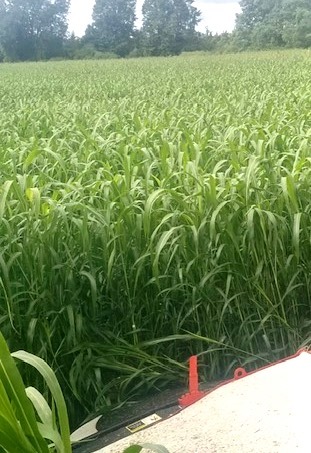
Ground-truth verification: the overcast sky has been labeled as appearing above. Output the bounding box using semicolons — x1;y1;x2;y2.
68;0;241;37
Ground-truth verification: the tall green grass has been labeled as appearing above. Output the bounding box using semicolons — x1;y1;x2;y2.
0;50;310;427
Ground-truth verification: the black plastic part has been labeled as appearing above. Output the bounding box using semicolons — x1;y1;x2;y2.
73;403;180;453
73;381;218;453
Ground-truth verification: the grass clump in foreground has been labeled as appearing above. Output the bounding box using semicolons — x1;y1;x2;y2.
0;49;310;428
0;332;169;453
0;332;71;452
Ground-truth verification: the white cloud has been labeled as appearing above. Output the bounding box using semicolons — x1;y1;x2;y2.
136;0;144;29
68;0;241;37
195;1;241;34
68;0;95;37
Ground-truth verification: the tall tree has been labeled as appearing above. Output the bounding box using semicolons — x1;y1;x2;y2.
84;0;136;57
235;0;311;49
280;0;311;48
142;0;201;56
236;0;278;30
0;0;69;61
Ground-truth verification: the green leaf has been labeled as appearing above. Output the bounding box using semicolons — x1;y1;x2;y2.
0;381;37;453
37;422;64;452
0;180;13;221
12;350;72;453
123;444;171;453
25;387;53;427
122;446;143;453
0;415;36;453
0;333;49;452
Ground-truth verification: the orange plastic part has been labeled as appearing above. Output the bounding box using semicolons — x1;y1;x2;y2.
234;367;248;380
178;355;205;407
178;349;311;409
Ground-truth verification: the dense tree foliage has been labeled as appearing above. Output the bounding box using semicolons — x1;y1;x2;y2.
83;0;136;57
234;0;311;49
141;0;201;55
0;0;310;61
0;0;69;61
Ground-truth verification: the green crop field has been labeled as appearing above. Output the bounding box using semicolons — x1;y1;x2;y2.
0;50;310;427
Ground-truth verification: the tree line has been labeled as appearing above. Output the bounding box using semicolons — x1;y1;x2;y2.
0;0;310;62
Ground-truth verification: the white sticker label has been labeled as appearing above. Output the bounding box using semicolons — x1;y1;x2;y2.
126;413;162;433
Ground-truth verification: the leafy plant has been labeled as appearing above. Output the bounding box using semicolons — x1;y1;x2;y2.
0;332;170;453
0;332;71;452
0;50;310;428
123;444;170;453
